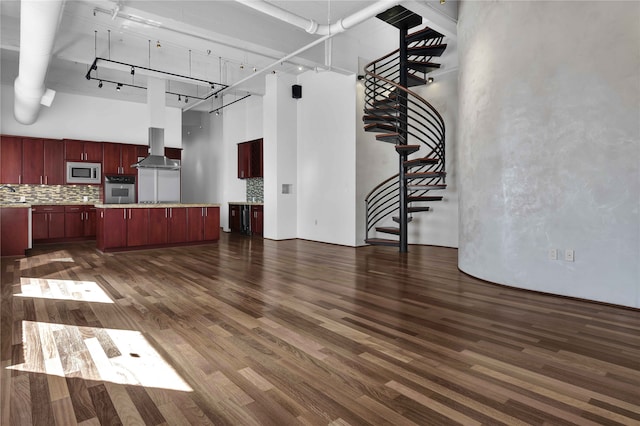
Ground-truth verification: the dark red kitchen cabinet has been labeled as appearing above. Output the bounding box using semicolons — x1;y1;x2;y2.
97;208;127;250
237;139;263;179
168;207;187;244
187;207;204;242
22;138;44;184
229;204;241;233
165;148;182;161
126;208;149;247
121;144;139;175
1;136;22;184
32;205;65;241
64;139;103;162
43;139;64;185
149;208;169;245
0;207;29;257
204;207;220;241
102;143;122;175
84;206;97;237
250;205;263;237
64;205;85;238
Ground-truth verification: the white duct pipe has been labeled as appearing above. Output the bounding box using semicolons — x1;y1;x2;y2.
235;0;402;35
14;0;65;125
185;0;402;111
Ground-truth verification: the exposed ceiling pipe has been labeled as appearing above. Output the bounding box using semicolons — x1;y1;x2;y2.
13;0;65;125
185;0;402;112
235;0;402;36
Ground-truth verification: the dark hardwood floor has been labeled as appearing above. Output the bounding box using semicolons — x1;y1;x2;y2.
1;233;639;425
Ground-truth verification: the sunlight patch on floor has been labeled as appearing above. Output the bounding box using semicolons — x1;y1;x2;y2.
16;277;114;303
7;321;193;392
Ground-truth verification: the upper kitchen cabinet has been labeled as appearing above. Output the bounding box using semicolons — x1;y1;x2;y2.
1;135;22;184
237;138;263;179
103;143;144;175
22;138;64;185
64;139;103;162
165;148;182;161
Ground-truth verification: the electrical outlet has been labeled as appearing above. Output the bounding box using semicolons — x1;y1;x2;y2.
19;196;26;202
565;249;574;262
548;249;558;260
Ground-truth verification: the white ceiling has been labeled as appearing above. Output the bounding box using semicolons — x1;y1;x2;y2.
0;0;458;112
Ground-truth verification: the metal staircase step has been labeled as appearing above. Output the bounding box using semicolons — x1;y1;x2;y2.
406;27;444;44
408;195;443;202
365;123;397;133
408;206;431;213
376;133;401;143
407;74;428;87
408;44;448;58
376;5;422;30
406;171;446;179
393;216;413;224
365;106;399;115
407;60;441;74
395;145;420;154
365;238;400;247
408;184;447;191
363;115;398;125
404;157;439;168
373;95;399;107
375;227;400;235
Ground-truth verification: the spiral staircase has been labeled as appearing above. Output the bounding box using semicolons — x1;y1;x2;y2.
364;6;447;253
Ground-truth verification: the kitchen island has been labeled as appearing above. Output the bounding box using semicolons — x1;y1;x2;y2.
95;203;220;252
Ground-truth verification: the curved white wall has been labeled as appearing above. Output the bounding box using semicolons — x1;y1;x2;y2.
457;1;640;307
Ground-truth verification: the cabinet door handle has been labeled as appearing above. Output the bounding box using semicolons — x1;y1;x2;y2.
19;175;22;184
165;208;168;218
40;176;43;184
170;208;172;218
123;209;126;219
128;209;131;219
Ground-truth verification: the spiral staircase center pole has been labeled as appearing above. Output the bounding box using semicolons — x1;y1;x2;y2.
398;26;409;253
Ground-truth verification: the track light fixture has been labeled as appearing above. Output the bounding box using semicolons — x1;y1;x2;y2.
116;83;122;91
215;111;220;116
178;95;181;101
185;97;189;103
98;80;103;88
91;63;97;71
440;0;445;4
130;66;135;75
427;77;434;84
156;40;161;48
240;63;244;70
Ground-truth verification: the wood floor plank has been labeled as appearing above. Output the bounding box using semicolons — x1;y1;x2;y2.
2;235;639;425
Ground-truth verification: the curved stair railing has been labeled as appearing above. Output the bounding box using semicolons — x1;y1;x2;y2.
363;9;447;251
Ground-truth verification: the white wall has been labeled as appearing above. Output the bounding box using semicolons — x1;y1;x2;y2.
458;1;640;307
220;94;263;231
181;111;221;203
1;86;182;147
297;71;357;246
263;73;298;240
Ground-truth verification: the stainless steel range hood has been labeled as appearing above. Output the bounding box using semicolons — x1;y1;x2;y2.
131;127;180;170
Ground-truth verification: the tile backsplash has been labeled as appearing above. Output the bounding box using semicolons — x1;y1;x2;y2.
0;184;100;204
246;178;264;202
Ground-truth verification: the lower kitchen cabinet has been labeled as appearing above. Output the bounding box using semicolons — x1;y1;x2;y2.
32;205;65;241
97;205;219;252
97;208;127;251
168;208;188;244
126;208;149;247
64;206;97;239
187;207;220;242
229;204;242;233
149;208;169;245
250;205;263;237
1;207;29;257
229;203;263;237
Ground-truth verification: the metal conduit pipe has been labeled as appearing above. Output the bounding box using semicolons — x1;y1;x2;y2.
13;0;65;125
185;0;402;111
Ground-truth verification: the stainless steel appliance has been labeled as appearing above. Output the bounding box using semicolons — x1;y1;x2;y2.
104;175;136;204
66;161;101;184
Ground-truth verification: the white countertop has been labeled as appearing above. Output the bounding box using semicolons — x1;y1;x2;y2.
95;203;221;209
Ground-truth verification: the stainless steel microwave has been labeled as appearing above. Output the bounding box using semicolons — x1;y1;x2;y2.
66;161;102;184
